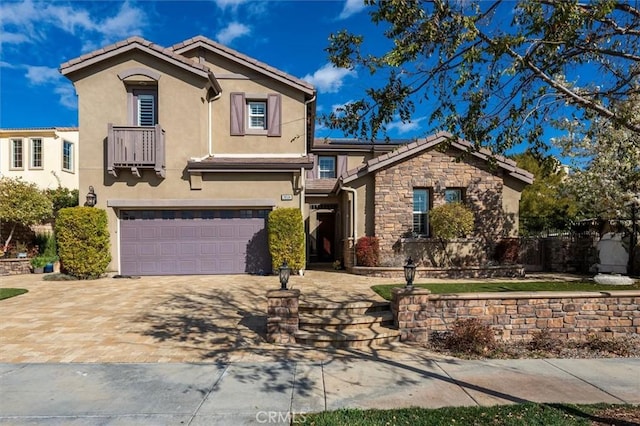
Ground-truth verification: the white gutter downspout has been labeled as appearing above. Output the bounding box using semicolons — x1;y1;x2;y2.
339;181;357;267
191;91;221;162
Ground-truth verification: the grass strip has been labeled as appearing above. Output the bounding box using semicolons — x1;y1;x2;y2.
0;288;28;300
298;403;640;426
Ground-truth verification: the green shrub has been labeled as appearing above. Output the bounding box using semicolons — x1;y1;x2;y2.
430;202;474;240
443;318;496;355
267;208;305;273
55;207;111;279
355;236;380;267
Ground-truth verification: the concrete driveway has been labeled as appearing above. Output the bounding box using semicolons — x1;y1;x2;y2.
0;270;411;363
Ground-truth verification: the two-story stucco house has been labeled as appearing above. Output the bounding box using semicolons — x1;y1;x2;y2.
0;127;79;190
60;35;532;276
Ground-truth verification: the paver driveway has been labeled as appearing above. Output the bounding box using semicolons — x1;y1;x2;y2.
0;270;409;363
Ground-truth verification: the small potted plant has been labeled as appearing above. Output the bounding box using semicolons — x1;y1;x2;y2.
30;256;49;274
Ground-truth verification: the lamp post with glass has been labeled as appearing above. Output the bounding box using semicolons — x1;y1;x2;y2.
279;260;290;290
404;257;416;289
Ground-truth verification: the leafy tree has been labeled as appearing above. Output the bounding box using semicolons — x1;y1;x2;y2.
555;99;640;220
324;0;640;152
513;151;578;234
0;177;53;255
46;187;79;219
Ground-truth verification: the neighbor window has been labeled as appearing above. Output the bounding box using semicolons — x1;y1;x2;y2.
62;141;74;172
318;156;336;179
10;139;23;169
444;188;463;203
413;189;430;235
248;101;266;129
30;138;43;169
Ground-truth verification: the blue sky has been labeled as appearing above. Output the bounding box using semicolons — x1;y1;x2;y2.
0;0;413;138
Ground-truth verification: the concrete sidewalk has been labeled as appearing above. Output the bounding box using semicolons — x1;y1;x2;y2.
1;358;638;425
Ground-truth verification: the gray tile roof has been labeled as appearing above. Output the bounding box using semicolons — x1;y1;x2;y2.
59;36;211;77
171;36;316;95
340;132;534;185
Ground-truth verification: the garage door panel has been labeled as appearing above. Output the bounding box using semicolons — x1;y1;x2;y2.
120;212;271;275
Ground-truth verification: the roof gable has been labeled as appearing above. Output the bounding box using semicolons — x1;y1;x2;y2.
171;36;315;96
59;36;215;85
341;132;534;185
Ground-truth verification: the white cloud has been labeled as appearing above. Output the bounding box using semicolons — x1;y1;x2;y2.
0;0;147;49
303;63;356;94
54;84;77;110
25;66;61;85
338;0;367;20
216;22;251;45
387;116;426;135
213;0;248;10
21;64;76;110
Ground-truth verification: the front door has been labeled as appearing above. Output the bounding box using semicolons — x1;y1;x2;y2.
316;212;335;262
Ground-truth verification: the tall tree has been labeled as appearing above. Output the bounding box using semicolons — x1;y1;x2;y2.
0;177;53;255
513;151;578;234
325;0;640;152
555;98;640;220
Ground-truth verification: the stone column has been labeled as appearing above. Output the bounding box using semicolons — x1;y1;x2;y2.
391;287;432;342
266;289;300;344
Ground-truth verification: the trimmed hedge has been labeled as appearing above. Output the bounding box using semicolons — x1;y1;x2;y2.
55;207;111;279
268;208;305;273
430;202;474;239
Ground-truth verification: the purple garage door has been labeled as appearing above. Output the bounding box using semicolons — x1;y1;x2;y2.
119;209;271;275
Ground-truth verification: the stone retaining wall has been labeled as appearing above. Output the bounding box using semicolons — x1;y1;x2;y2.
391;288;640;342
266;289;300;344
0;259;32;275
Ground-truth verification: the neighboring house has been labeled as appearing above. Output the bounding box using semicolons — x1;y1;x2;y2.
0;127;79;190
60;35;532;276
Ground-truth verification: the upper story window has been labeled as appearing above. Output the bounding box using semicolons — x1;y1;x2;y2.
413;188;430;236
444;188;463;203
10;139;23;169
30;138;43;169
230;92;281;137
133;89;157;126
62;140;74;172
248;101;266;129
318;156;336;179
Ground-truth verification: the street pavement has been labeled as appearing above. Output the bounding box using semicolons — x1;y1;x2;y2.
1;358;638;425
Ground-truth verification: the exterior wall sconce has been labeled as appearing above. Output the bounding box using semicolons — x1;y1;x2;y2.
86;186;97;207
404;257;416;289
279;260;290;290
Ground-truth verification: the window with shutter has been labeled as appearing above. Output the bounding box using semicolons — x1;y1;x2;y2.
137;94;156;126
230;92;281;137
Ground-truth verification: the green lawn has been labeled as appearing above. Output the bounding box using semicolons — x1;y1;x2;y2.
0;288;28;300
298;403;640;425
372;280;640;301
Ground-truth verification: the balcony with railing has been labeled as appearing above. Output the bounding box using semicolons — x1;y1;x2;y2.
107;124;166;178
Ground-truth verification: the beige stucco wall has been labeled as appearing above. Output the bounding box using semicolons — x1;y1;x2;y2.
66;48;310;272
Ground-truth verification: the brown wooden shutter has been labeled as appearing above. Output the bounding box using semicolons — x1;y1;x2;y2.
267;93;281;137
337;155;347;178
230;92;245;136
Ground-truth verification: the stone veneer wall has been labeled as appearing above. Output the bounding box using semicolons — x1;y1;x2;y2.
266;289;300;344
0;259;32;275
391;288;640;342
374;148;507;266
